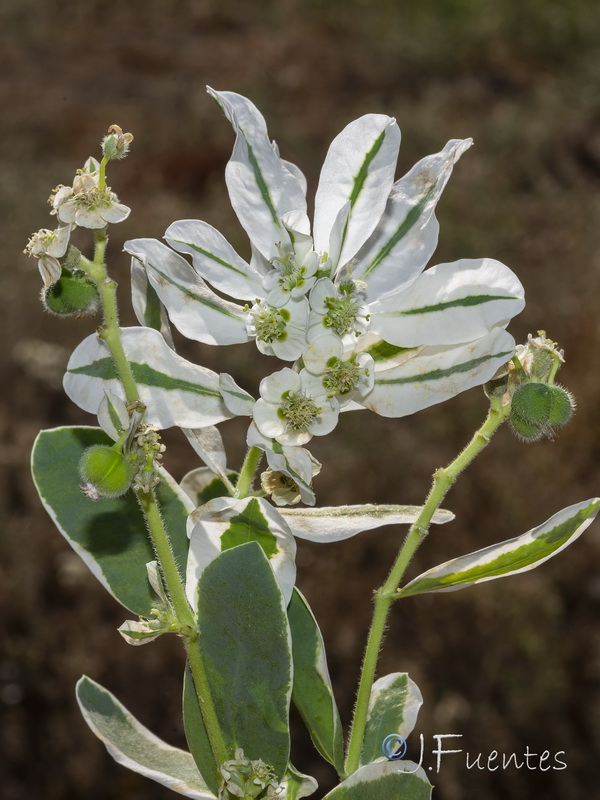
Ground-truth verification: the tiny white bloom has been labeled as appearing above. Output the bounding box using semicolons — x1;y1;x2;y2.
50;158;130;230
253;367;339;446
24;224;72;286
303;333;374;406
245;296;309;361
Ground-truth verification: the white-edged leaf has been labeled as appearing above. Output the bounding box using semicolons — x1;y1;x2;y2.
281;763;319;799
354;138;472;302
97;390;130;441
126;238;249;346
76;676;215;799
370;258;525;348
279;504;454;543
401;498;600;597
182;426;229;481
362;327;515;418
208;87;307;260
130;254;175;347
64;326;232;430
360;673;423;767
219;372;255;416
322;760;432;800
165;219;263;301
313;114;400;268
288;590;344;773
186;497;297;607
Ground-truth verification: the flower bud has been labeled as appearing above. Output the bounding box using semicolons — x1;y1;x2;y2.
101;124;133;160
79;445;133;500
43;274;100;316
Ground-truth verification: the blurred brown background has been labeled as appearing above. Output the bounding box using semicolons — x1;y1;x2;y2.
2;1;600;798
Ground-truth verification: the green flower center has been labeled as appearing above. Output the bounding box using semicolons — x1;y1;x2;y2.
323;294;359;336
76;187;116;211
251;306;290;342
278;390;321;431
322;357;363;395
275;252;306;293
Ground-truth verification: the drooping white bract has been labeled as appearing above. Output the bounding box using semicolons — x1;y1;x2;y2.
124;89;524;424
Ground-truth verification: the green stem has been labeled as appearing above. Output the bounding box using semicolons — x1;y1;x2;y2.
344;398;510;775
234;446;263;499
136;488;228;767
81;232;229;767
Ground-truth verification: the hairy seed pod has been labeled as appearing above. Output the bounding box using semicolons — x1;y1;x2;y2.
43;275;100;316
79;445;133;499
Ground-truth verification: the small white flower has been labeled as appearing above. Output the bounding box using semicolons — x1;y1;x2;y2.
50;158;130;230
245;296;309;360
24;224;72;286
307;275;370;342
303;333;374;406
253;367;339;446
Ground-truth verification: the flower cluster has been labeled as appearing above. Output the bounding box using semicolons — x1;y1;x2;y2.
25;131;132;287
118;88;524;504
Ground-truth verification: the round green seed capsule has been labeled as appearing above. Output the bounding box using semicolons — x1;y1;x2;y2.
509;414;545;443
79;445;133;499
43;276;100;316
547;385;575;428
510;382;553;427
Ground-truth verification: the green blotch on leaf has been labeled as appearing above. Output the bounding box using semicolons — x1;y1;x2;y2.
221;497;278;559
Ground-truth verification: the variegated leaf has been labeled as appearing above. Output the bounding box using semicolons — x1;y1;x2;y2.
76;676;215;799
401;498;600;597
64;326;232;430
279;504;454;543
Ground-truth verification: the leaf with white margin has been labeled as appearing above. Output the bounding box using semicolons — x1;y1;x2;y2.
313;114;400;269
180;467;237;507
64;326;232;430
130;254;175;348
360;673;423;767
126;238;249;346
288;589;344;773
76;676;215;799
32;426;193;616
219;373;255;416
182;426;229;481
400;498;600;597
165;219;264;301
279;504;453;543
362;327;515;419
353;139;472;302
280;763;319;799
186;497;297;607
208;87;307;261
97;390;129;441
369;257;525;348
322;761;432;800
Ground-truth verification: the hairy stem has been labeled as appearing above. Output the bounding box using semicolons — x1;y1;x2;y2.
234;446;263;499
344;398;510;775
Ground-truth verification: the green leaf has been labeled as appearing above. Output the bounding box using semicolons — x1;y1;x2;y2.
400;498;600;597
321;761;432;800
360;673;423;767
281;763;319;798
183;665;220;795
195;541;293;780
32;426;192;616
288;589;344;773
221;497;278;557
76;676;214;799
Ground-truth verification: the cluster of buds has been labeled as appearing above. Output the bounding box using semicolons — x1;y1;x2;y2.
218;749;280;799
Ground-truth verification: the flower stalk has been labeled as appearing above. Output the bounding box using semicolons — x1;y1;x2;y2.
344;396;511;775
